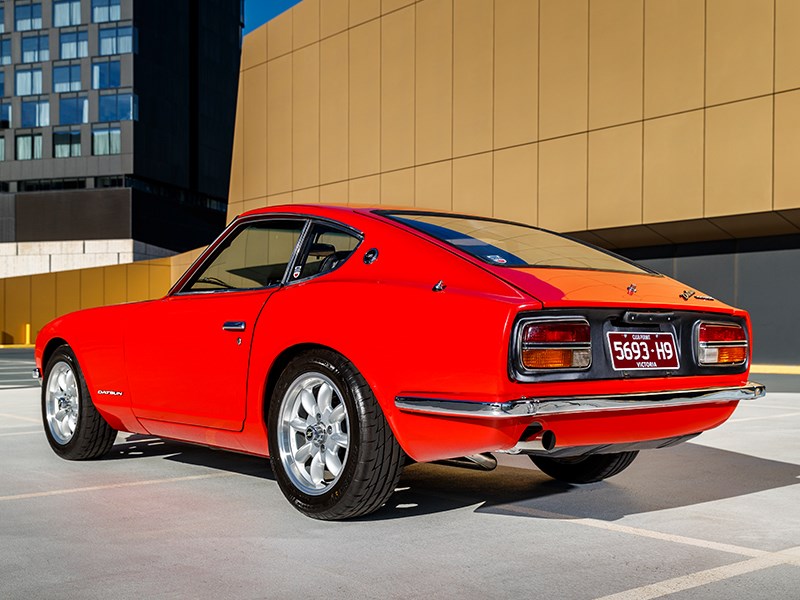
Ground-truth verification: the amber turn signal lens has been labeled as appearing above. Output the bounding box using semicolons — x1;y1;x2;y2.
700;346;747;365
522;348;591;369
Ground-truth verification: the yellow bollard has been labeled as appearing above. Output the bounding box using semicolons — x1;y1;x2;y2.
25;323;31;346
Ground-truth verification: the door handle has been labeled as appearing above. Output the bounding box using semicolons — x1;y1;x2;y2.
222;321;246;332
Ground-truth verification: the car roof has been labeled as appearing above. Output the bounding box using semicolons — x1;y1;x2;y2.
236;203;456;221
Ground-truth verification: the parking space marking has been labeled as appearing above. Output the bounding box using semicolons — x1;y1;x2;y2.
495;503;768;558
593;546;800;600
0;472;235;502
0;412;39;423
0;430;40;437
729;411;800;423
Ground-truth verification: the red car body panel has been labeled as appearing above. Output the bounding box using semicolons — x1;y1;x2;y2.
35;204;758;464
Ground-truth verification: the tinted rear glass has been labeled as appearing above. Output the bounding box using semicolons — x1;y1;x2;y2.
384;212;650;275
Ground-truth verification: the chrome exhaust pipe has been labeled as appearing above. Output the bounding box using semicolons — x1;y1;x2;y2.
501;429;557;454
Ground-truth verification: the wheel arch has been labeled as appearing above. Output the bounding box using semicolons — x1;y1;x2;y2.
42;337;70;372
262;343;347;424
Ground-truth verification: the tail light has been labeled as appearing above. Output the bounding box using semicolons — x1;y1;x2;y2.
519;319;591;370
695;322;748;366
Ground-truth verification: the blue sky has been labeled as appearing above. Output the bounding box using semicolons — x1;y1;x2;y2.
244;0;301;35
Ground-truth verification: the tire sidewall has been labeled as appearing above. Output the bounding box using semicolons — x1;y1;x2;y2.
41;346;88;458
268;351;365;515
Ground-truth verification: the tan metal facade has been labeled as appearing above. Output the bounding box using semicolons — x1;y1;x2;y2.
228;0;800;249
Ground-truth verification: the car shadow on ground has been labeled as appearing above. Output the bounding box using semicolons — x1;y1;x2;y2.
104;434;798;522
367;443;800;522
107;433;275;480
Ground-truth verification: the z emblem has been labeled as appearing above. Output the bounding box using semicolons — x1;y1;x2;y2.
679;290;695;301
627;284;637;295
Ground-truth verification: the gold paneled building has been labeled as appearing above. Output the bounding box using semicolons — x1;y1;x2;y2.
2;0;799;364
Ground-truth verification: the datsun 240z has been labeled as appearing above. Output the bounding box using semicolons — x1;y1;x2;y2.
34;205;764;519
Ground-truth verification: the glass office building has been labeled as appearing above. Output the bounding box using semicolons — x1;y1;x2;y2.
0;0;242;275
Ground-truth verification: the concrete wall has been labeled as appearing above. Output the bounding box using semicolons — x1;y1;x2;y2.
0;239;174;278
0;247;202;345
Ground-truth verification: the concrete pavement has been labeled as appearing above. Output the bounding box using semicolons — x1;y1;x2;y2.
0;353;798;599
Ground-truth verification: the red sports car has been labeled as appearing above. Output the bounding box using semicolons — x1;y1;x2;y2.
35;205;764;519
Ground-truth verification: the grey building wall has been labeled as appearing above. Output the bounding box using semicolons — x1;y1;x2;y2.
625;238;800;364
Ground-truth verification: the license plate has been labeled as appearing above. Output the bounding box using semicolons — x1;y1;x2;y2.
607;332;680;371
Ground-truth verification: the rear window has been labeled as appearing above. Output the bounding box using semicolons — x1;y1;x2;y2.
382;211;650;275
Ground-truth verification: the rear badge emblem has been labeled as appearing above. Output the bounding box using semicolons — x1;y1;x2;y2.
680;290;695;301
627;284;637;295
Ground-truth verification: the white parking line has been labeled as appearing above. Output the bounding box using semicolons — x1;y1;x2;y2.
729;411;800;423
0;430;40;437
592;546;800;600
495;504;768;558
0;413;39;423
0;473;235;502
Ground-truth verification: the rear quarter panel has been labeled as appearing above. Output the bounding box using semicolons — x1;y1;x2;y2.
242;217;536;458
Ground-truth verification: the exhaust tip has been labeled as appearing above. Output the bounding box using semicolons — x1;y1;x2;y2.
542;430;557;451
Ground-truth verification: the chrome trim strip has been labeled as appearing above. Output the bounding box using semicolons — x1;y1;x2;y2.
395;382;765;419
222;321;246;332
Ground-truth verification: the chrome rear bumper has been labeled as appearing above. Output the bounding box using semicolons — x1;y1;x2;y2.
395;382;765;419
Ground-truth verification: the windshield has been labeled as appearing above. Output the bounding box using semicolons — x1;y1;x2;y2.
382;212;650;275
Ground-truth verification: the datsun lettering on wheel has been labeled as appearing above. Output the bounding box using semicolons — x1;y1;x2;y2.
34;205;764;520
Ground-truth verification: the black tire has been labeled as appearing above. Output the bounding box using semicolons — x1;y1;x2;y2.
41;345;117;460
268;349;404;520
529;451;638;484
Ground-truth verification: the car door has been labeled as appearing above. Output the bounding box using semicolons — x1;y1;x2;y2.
126;217;308;431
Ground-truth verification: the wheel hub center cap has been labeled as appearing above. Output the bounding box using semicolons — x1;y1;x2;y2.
305;424;326;444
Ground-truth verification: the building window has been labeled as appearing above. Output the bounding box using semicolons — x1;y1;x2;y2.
0;103;11;128
53;1;81;27
60;30;88;59
59;95;87;124
53;64;81;92
96;175;123;188
21;98;49;127
92;59;120;88
0;7;4;33
0;71;3;97
54;129;81;157
99;91;137;122
16;68;42;95
99;24;133;55
92;125;120;155
19;178;86;191
0;137;4;161
15;3;42;31
16;133;43;160
21;34;49;63
1;38;11;65
92;0;120;23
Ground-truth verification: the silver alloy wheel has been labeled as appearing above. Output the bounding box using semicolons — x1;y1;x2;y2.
276;372;350;496
45;360;79;445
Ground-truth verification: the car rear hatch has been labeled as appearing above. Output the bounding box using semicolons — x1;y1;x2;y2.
494;267;750;383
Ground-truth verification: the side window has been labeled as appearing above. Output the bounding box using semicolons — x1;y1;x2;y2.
185;219;306;292
291;223;360;282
